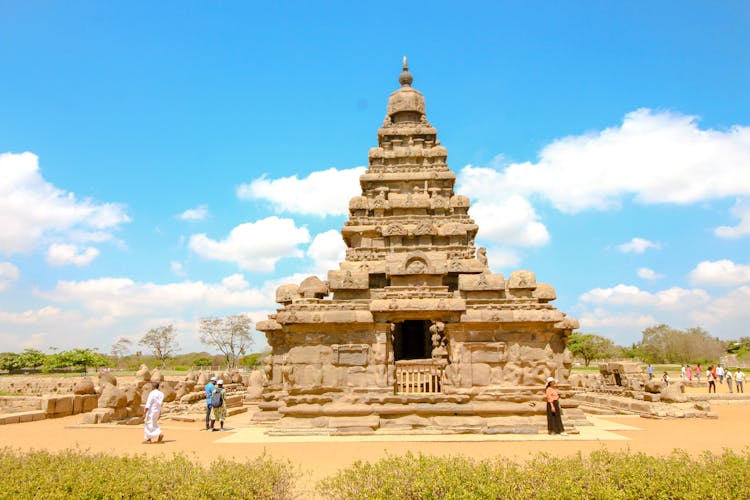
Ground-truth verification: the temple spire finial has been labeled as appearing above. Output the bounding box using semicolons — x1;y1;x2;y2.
398;56;413;87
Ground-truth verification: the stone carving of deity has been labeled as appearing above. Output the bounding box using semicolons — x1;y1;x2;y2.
373;191;387;208
477;247;488;268
343;270;354;287
406;259;427;273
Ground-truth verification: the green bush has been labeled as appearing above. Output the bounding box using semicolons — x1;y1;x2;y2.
1;448;297;500
317;449;750;499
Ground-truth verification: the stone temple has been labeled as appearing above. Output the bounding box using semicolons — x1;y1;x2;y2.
256;59;581;434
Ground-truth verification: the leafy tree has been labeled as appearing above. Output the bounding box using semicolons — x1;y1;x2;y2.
637;324;726;364
568;332;617;366
199;314;254;369
139;324;180;365
110;337;133;360
238;352;266;369
192;356;212;367
0;352;21;371
47;348;109;372
18;348;48;369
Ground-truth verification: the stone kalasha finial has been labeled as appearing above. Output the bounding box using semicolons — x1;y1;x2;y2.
399;55;413;87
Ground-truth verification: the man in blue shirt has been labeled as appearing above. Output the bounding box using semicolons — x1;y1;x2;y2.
204;376;216;430
647;364;654;380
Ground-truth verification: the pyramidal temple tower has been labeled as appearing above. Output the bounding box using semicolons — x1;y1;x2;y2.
255;60;581;434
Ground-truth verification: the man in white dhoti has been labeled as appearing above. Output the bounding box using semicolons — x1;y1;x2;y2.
143;381;164;444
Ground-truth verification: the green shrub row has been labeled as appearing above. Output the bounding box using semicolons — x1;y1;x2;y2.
317;449;750;500
1;448;297;500
5;447;749;499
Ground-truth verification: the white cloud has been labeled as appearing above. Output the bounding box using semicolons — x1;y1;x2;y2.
470;197;550;247
170;261;186;277
0;262;20;291
580;284;710;310
458;109;750;214
578;308;657;330
637;267;663;280
189;216;310;271
715;197;750;238
46;243;100;267
689;259;750;287
0;152;130;255
39;275;274;317
177;204;209;222
617;237;661;254
306;230;346;274
574;282;750;345
221;273;249;291
237;166;366;216
0;305;80;325
484;247;521;270
689;286;750;335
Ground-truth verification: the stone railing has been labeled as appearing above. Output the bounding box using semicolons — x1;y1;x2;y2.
395;361;444;394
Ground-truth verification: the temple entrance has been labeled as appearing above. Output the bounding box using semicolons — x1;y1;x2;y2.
392;320;444;394
393;320;431;360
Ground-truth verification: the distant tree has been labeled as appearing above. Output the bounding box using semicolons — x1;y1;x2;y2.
198;315;254;369
0;352;21;372
568;332;617;366
17;348;48;369
110;337;133;360
139;325;180;365
47;348;108;372
238;352;266;369
192;356;212;367
637;324;725;364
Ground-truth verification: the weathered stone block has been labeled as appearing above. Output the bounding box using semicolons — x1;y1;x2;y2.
332;344;369;366
469;342;506;364
288;345;330;365
328;270;369;289
508;270;536;289
327;414;380;429
73;377;96;395
471;363;491;385
99;385;127;408
300;365;323;386
82;395;98;412
458;273;505;291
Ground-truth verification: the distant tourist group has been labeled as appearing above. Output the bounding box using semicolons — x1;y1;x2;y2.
702;365;744;394
648;363;745;394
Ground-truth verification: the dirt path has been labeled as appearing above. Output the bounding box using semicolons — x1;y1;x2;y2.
2;401;749;494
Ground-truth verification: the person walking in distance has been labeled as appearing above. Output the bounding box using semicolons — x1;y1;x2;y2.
209;379;228;431
545;377;567;436
707;366;716;393
204;376;216;431
725;369;733;393
143;381;164;444
647;364;654;380
735;369;745;393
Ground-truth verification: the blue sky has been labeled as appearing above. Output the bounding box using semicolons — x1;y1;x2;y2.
1;2;749;355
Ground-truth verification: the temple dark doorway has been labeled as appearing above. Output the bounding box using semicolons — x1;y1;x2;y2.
393;320;431;360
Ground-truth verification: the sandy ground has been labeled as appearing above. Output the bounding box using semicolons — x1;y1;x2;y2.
2;396;749;495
